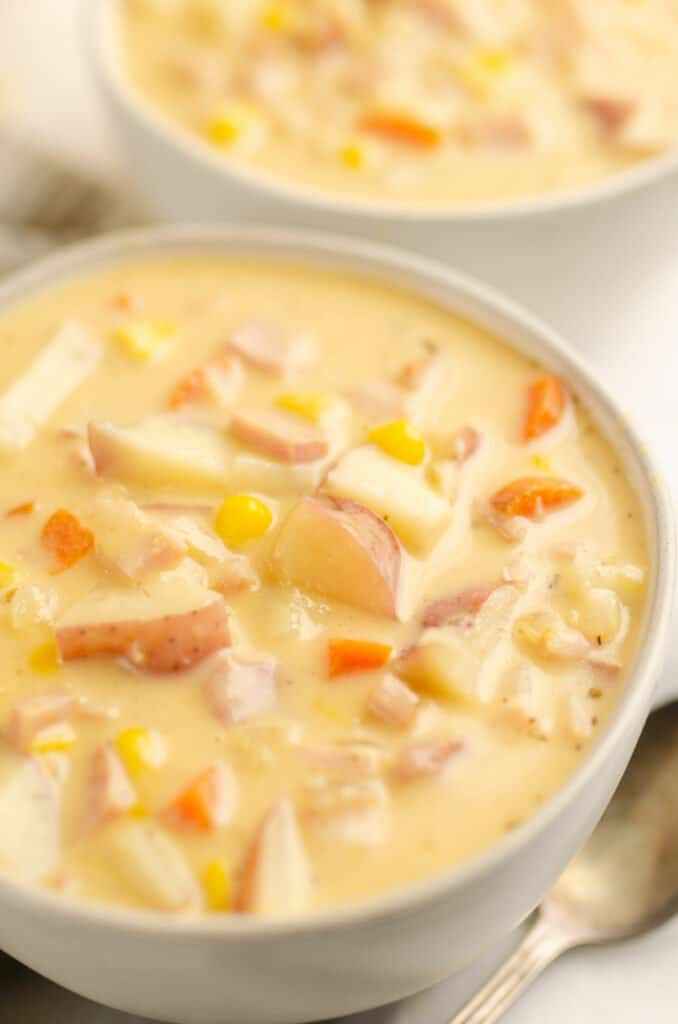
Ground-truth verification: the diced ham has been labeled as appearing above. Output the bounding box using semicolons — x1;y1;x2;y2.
582;95;636;135
393;739;463;782
229;408;328;464
89;744;137;827
228;322;315;376
236;798;312;916
204;650;278;726
421;584;497;628
7;694;75;754
74;696;121;722
454;425;482;462
302;743;382;778
169;350;244;410
304;779;389;846
588;651;622;675
367;674;419;728
87;492;187;581
460;114;532;148
347;381;405;422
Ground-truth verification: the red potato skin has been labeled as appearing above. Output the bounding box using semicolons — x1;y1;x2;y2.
57;599;230;675
274;495;402;620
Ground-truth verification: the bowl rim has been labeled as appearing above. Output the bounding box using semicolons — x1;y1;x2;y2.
88;0;678;224
0;222;673;940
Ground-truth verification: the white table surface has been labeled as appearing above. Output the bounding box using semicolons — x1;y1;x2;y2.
2;2;678;1022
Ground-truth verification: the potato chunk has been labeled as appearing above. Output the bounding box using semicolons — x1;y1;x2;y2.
236;798;312;917
325;446;451;554
88;415;232;489
272;495;403;619
109;819;201;912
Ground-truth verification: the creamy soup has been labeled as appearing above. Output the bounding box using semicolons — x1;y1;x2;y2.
121;0;678;206
0;255;647;917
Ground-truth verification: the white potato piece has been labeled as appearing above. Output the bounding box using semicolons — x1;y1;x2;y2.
0;747;61;883
272;495;403;620
230;451;323;496
88;415;232;489
325;446;452;554
109;819;201;912
56;578;230;674
236;798;312;917
0;321;102;453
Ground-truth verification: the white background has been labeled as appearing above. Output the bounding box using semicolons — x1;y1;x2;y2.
1;2;678;1022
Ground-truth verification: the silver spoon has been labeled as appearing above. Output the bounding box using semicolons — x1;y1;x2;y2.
450;701;678;1024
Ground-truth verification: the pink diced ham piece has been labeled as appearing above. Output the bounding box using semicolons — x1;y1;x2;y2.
421;584;497;628
582;95;636;135
228;323;314;376
393;740;463;782
89;744;137;826
229;408;328;464
204;651;278;726
395;353;440;392
7;694;75;753
454;424;482;462
302;744;382;778
367;674;419;728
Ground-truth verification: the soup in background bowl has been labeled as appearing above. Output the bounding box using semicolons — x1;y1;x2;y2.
0;226;671;1024
120;0;678;207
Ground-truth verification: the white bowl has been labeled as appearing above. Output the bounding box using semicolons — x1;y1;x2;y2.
87;0;678;334
0;225;673;1024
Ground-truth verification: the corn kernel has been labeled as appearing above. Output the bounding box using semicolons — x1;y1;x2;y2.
215;494;273;547
340;142;366;170
203;858;232;912
312;696;355;727
531;454;553;472
116;727;167;778
369;419;427;466
259;2;294;32
113;320;176;363
205;103;264;149
29;638;61;675
0;561;17;595
275;392;336;423
32;721;76;754
454;47;513;99
129;800;148;818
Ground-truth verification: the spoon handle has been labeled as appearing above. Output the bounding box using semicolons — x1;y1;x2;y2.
448;915;575;1024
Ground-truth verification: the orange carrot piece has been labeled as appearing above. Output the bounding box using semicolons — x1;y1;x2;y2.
523;375;567;442
328;638;392;679
6;501;35;518
167;763;235;832
359;110;441;148
41;510;94;574
169;368;208;410
491;477;583;520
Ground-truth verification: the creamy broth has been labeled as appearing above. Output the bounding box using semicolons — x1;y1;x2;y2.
0;256;647;916
121;0;678;206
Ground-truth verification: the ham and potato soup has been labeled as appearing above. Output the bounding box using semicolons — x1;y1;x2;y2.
0;255;647;918
121;0;678;205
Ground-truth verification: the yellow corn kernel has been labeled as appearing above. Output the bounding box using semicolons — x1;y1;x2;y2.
369;419;427;466
259;2;295;32
205;103;263;149
116;727;167;778
275;392;336;423
202;858;232;912
29;638;61;675
129;800;148;819
454;46;513;99
340;141;367;170
215;494;273;547
531;453;553;473
312;696;355;727
0;561;16;591
32;721;76;754
113;320;176;362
